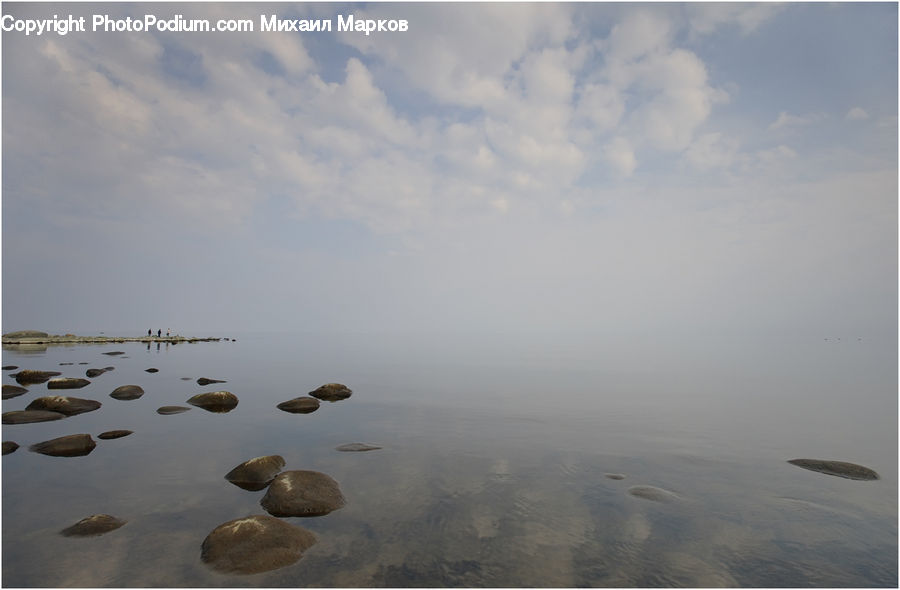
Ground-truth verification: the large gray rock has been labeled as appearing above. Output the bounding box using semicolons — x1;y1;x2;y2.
787;459;880;480
2;384;28;400
14;370;61;385
260;470;346;517
2;410;66;424
47;378;91;390
110;385;144;400
308;383;352;401
26;396;101;416
60;514;126;537
225;455;286;491
201;514;317;575
30;434;96;457
277;397;320;414
187;391;238;413
627;485;680;503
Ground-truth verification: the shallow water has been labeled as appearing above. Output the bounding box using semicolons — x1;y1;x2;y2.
2;331;896;587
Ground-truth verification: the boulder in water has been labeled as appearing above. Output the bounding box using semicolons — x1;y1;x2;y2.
60;514;126;537
201;514;317;575
157;406;190;415
30;434;96;457
98;430;133;440
47;378;91;390
2;410;66;424
26;396;101;416
145;368;159;373
102;351;125;356
2;384;29;400
2;365;19;370
225;455;286;491
260;470;346;517
2;441;19;455
276;397;320;414
110;385;144;400
308;383;352;402
197;377;227;386
187;391;238;413
14;370;61;385
85;368;107;378
787;459;880;480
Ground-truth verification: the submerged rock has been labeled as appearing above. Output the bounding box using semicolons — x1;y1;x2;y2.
787;459;880;481
30;434;96;457
14;370;62;385
197;377;227;386
335;443;381;452
59;362;74;366
605;473;626;480
60;514;126;537
225;455;286;491
2;384;29;399
201;514;317;575
145;368;159;373
85;368;107;378
26;396;101;416
110;385;144;400
187;391;238;413
2;365;18;370
157;406;190;415
308;383;352;402
98;430;133;440
276;397;320;414
3;441;19;455
628;485;680;503
2;410;66;424
261;470;346;517
102;351;126;356
47;377;91;390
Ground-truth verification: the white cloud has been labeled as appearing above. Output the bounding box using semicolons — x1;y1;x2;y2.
769;111;826;130
683;133;740;170
687;3;783;35
604;137;638;176
846;107;870;121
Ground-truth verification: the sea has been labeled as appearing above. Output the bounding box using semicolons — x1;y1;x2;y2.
1;330;897;587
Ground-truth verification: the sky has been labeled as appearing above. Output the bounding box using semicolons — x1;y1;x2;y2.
1;2;897;344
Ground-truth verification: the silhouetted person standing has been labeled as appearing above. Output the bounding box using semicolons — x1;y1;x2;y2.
157;329;161;338
148;329;152;337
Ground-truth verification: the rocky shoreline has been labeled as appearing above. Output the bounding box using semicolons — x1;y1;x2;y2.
2;330;228;345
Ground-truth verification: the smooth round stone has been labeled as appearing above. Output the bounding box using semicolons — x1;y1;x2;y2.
2;384;29;400
98;430;133;440
197;377;226;386
605;473;626;480
627;485;680;503
85;368;107;378
110;385;144;400
2;365;19;370
225;455;286;491
60;514;126;537
30;434;96;457
187;391;238;413
2;410;66;424
157;406;190;415
26;396;101;416
145;368;159;373
201;514;316;575
308;383;352;402
14;370;61;385
260;470;346;517
47;378;91;390
787;459;880;481
3;441;19;455
276;397;320;414
335;443;381;452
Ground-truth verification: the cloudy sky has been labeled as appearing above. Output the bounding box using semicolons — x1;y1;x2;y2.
2;3;896;343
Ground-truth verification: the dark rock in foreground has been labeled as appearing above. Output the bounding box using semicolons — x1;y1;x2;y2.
261;470;346;517
187;391;238;413
85;368;107;378
309;383;352;402
110;385;144;400
335;443;381;452
787;459;880;480
605;473;626;480
47;377;91;390
26;396;101;416
30;434;96;457
201;514;317;575
225;455;286;491
3;410;66;424
197;377;227;386
157;406;190;415
98;430;133;440
628;485;680;502
2;384;29;399
277;397;320;414
60;514;126;537
3;441;19;455
14;370;62;385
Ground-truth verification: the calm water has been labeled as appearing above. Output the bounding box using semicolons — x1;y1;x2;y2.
2;331;897;587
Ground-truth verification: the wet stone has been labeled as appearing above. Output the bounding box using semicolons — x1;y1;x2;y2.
47;377;91;390
26;396;101;416
145;368;159;373
98;430;133;440
2;365;18;370
60;514;126;537
335;443;381;452
201;514;317;575
110;385;145;400
103;366;115;371
2;410;66;424
102;351;126;356
627;485;680;503
85;368;107;378
180;377;192;381
197;377;227;386
225;455;286;491
2;384;29;400
187;391;238;413
309;383;352;402
14;370;62;385
277;397;320;414
605;473;626;480
3;441;19;455
78;362;90;365
260;470;346;517
59;362;74;366
787;459;880;481
30;434;96;457
157;406;190;415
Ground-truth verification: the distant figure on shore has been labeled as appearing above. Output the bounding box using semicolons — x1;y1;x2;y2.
157;329;161;338
167;329;170;337
148;329;152;337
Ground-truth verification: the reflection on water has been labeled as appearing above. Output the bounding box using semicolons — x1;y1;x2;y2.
2;332;897;587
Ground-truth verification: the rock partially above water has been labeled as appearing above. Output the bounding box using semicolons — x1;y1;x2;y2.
3;441;19;455
110;385;145;400
335;443;381;452
787;459;880;481
85;368;107;378
2;384;29;400
276;397;320;414
2;410;66;424
605;473;626;480
14;370;61;385
308;383;352;402
30;434;97;457
157;406;191;415
628;485;680;503
60;514;126;537
201;514;317;575
197;377;227;386
47;378;91;390
102;351;126;356
187;391;238;413
261;470;346;517
225;455;286;491
145;368;159;373
26;396;101;416
98;430;133;440
2;365;19;370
